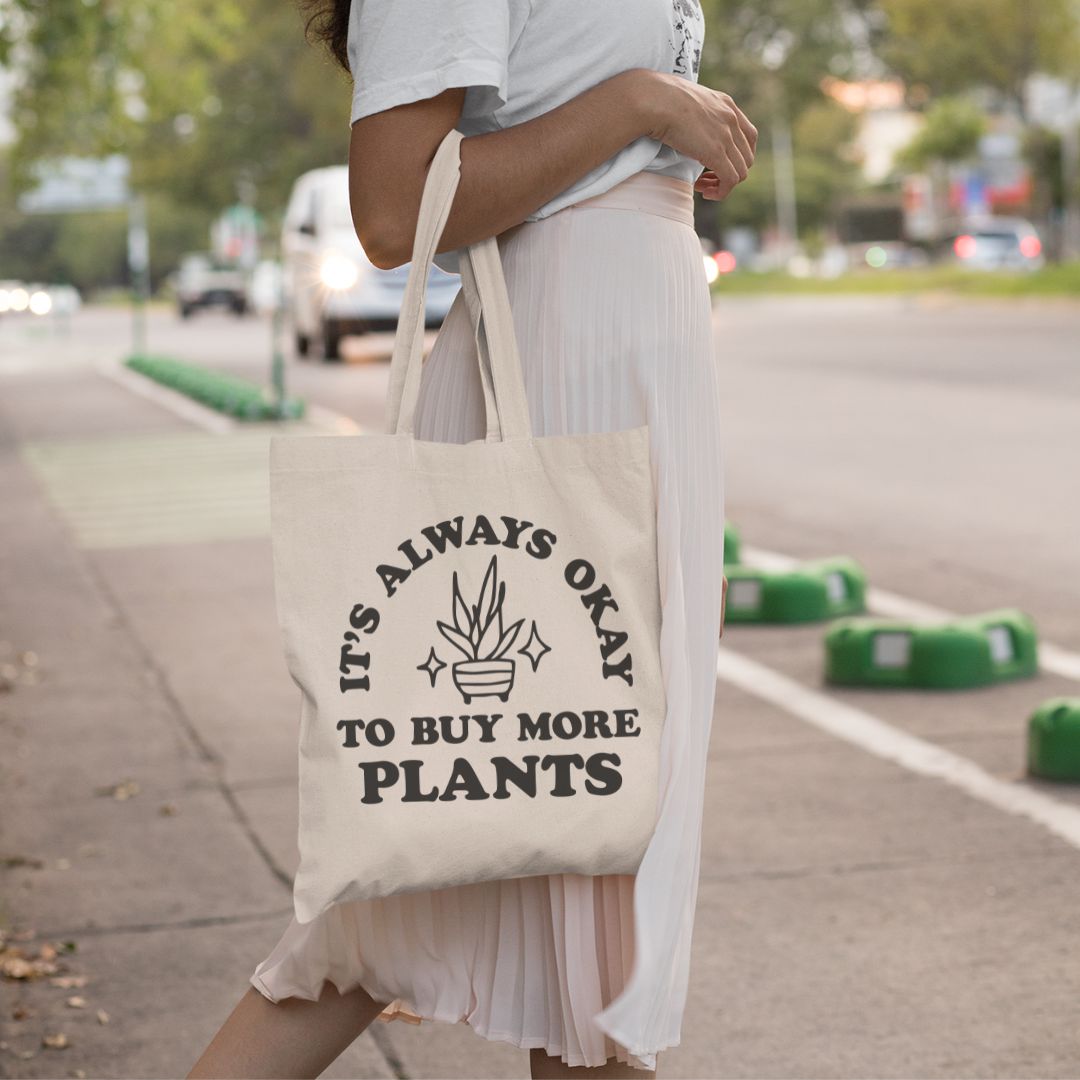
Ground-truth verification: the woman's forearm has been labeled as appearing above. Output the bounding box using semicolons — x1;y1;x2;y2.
441;69;665;255
349;68;665;269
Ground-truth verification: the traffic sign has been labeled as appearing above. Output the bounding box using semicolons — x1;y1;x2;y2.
18;155;131;214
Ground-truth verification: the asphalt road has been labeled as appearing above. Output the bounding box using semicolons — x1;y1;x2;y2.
2;294;1080;1078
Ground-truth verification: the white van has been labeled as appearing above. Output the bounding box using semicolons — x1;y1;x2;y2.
282;165;460;360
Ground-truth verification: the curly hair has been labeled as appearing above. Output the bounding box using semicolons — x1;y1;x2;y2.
300;0;352;73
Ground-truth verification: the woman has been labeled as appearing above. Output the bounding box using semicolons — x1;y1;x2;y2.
190;1;750;1076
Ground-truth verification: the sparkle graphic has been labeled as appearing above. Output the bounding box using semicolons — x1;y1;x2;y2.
417;646;447;687
517;620;551;672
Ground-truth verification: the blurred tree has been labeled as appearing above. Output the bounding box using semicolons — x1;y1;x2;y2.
1024;125;1067;235
875;0;1080;118
1;0;349;217
696;0;869;244
895;97;985;170
716;100;862;236
698;0;874;119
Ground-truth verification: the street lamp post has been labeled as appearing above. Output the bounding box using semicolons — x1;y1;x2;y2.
127;194;150;359
762;34;798;270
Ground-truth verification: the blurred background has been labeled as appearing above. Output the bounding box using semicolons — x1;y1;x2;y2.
1;1;1079;1078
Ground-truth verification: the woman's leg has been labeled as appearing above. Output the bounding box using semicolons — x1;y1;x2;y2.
187;980;390;1079
529;1048;658;1079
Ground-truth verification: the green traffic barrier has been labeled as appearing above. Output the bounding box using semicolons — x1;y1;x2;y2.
825;607;1038;690
1027;698;1080;782
723;521;741;565
125;354;305;421
723;556;866;624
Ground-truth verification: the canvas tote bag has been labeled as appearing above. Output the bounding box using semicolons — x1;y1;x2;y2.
269;127;666;924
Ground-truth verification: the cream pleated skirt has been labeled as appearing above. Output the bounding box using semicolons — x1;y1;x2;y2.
250;169;726;1071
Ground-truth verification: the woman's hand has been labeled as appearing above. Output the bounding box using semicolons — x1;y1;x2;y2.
635;71;757;201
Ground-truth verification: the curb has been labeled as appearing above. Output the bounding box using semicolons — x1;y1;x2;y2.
97;359;362;436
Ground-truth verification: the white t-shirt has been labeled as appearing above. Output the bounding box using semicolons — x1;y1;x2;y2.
346;0;706;271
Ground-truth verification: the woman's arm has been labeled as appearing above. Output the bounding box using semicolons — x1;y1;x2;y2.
350;67;756;270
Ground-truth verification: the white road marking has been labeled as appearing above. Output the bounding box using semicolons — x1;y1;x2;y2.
742;544;1080;685
716;647;1080;851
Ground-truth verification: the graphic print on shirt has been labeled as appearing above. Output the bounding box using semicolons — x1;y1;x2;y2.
670;0;703;78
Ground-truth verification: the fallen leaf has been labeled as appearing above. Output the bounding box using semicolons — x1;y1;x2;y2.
50;975;87;989
158;803;179;816
66;996;86;1008
42;1031;69;1049
72;1070;88;1078
12;1004;29;1020
1;940;62;980
96;1009;110;1025
0;854;45;869
95;779;140;800
1;956;34;979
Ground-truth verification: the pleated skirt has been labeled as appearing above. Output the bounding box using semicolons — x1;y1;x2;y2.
250;170;726;1071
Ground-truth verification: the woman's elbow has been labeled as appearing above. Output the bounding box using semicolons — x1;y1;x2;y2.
354;217;409;271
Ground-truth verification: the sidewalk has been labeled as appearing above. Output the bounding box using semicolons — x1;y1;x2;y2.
4;353;1080;1079
0;367;522;1078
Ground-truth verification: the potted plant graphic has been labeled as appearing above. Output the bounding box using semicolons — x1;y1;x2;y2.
437;556;523;704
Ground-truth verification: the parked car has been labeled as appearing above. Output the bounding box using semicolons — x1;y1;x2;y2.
282;165;460;361
0;280;29;314
47;284;82;316
947;218;1045;272
174;253;251;318
0;281;78;317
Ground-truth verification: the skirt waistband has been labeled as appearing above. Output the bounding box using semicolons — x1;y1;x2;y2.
563;171;695;227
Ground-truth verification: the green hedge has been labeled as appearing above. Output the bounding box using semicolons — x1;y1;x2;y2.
125;355;305;421
711;263;1080;298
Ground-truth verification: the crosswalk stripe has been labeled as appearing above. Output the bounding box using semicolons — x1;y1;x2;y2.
22;429;278;549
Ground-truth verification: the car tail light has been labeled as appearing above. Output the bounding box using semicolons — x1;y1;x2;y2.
954;235;977;259
1020;235;1042;259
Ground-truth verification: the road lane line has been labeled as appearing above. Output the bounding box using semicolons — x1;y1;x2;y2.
715;647;1080;851
742;544;1080;684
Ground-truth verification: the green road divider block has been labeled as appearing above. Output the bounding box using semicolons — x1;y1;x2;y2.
724;556;866;624
724;522;741;566
1027;699;1080;782
825;607;1038;690
125;354;306;421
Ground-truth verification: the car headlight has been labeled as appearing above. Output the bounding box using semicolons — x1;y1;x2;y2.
29;290;53;316
320;253;360;291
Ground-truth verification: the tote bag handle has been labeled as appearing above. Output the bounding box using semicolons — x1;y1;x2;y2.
385;128;533;442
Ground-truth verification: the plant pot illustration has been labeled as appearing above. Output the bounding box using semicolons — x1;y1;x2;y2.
436;556;524;705
452;658;516;704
